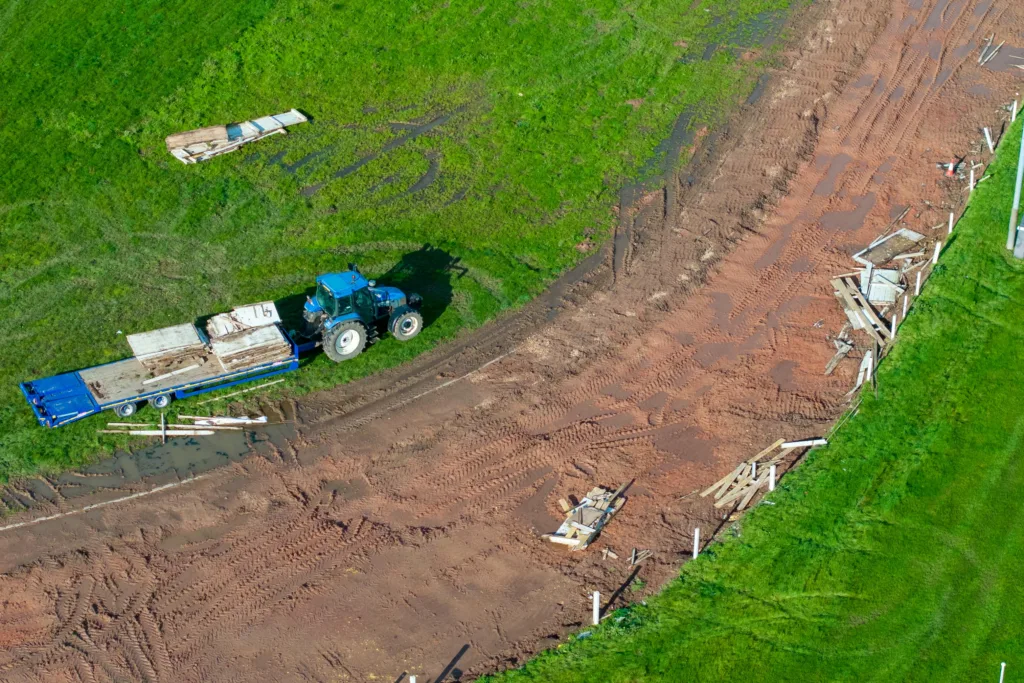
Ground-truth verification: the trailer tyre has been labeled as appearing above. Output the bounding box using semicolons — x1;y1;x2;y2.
389;307;423;342
323;321;367;362
115;403;138;418
149;394;172;409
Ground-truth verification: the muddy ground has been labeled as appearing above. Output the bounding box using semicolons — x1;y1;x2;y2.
2;0;1023;680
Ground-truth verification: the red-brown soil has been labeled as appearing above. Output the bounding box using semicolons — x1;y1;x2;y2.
1;0;1022;680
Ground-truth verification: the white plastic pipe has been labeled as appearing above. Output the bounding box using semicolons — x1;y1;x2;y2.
769;465;776;491
891;313;897;338
782;438;828;448
411;677;417;683
693;528;700;559
948;212;954;235
915;271;922;296
1013;100;1018;123
592;591;600;625
932;241;942;265
970;167;975;192
751;462;757;478
1000;662;1006;683
985;127;995;153
1011;118;1024;251
902;295;909;318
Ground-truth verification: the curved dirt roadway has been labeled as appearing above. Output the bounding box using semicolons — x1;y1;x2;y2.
3;0;1024;680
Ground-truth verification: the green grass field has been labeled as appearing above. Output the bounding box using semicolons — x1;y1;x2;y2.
482;119;1024;682
0;0;796;479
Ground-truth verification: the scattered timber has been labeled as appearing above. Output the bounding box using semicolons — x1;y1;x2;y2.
702;440;794;511
543;483;628;551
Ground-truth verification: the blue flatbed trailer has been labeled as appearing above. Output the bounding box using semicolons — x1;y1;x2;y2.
21;328;315;428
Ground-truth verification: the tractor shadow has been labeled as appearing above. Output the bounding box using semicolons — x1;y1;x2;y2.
272;243;465;337
376;243;466;328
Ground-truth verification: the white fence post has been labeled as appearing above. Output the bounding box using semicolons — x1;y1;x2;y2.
592;591;600;625
769;464;776;491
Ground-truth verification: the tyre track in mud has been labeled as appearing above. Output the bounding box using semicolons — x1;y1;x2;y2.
2;0;1023;680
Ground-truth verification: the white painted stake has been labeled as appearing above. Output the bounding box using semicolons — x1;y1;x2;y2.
902;295;909;318
769;465;777;491
949;212;954;235
693;528;700;559
984;127;995;153
592;591;600;625
782;438;828;448
411;677;417;683
1013;100;1019;123
970;167;975;192
1000;662;1006;683
915;271;922;296
932;241;942;265
891;313;898;338
751;462;757;478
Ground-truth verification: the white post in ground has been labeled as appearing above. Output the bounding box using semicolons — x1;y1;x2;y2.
933;241;942;265
693;528;700;559
1013;100;1019;123
1000;662;1006;683
410;677;416;683
902;295;909;318
1011;116;1024;253
915;271;922;296
949;212;954;235
592;591;600;626
751;462;757;479
970;167;975;192
890;313;897;338
769;464;776;491
985;127;995;153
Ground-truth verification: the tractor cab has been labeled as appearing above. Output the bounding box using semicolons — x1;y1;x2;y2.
302;266;423;362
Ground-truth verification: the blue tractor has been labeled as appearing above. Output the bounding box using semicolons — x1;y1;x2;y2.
301;265;424;362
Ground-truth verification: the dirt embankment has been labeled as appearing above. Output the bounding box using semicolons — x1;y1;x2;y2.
1;0;1022;680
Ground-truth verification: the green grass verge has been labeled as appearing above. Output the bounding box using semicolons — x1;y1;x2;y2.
482;119;1024;681
0;0;800;479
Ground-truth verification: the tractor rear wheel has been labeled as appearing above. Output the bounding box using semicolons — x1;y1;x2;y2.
323;321;367;362
389;308;423;341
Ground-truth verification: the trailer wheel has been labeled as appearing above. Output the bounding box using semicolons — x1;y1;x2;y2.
115;402;138;418
149;394;171;409
323;321;367;362
389;307;423;342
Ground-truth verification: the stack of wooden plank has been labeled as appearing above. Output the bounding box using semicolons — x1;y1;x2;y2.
211;325;292;372
543;483;627;551
701;439;794;511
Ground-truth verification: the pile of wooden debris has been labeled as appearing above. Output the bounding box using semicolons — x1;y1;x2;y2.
543;483;628;551
827;207;939;390
701;439;796;511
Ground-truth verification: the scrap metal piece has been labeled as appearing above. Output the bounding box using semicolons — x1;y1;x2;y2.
853;228;925;267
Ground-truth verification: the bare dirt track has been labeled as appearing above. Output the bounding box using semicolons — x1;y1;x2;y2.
2;1;1023;680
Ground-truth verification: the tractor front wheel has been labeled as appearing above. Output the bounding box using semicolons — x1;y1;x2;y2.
389;308;423;342
323;321;367;362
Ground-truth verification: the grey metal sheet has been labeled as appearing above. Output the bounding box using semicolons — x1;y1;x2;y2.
126;323;204;362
